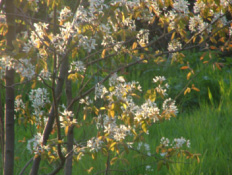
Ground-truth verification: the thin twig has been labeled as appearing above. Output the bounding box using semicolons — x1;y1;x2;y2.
19;157;33;175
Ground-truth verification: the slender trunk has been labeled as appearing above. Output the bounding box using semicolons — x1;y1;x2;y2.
0;90;4;173
64;78;74;175
30;54;69;175
4;0;16;174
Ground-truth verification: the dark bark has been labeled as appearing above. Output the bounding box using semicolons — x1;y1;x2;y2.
64;79;74;175
4;0;16;174
0;90;4;173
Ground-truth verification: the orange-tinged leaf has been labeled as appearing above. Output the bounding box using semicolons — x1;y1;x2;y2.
191;84;200;92
180;66;189;70
210;46;217;50
215;62;221;70
200;52;206;60
203;61;209;64
218;37;225;43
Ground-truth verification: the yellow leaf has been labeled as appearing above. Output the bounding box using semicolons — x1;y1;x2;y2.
87;167;94;174
180;66;189;70
141;122;147;133
171;32;176;40
109;110;115;118
15;95;22;100
110;157;118;165
58;140;63;144
132;42;138;49
31;80;36;89
76;152;83;161
65;126;69;136
131;93;140;99
203;61;209;64
83;112;87;120
122;103;127;109
187;72;192;80
184;87;191;95
109;142;117;151
101;49;106;58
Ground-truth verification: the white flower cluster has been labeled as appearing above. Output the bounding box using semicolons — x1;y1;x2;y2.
15;58;35;79
27;133;49;154
59;109;77;128
150;1;161;16
173;137;191;148
87;137;103;152
160;136;190;156
137;142;151;156
173;0;190;14
79;96;93;105
95;83;108;100
162;98;178;118
123;18;136;31
101;114;131;141
59;6;73;22
92;74;177;150
0;56;14;79
89;0;109;12
38;69;51;81
78;35;96;53
101;35;115;47
0;56;35;79
168;39;182;52
160;137;190;148
136;29;150;45
15;98;25;113
134;99;160;123
69;61;86;73
29;88;50;117
153;76;169;96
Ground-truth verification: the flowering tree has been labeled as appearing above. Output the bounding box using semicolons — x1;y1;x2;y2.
0;0;231;174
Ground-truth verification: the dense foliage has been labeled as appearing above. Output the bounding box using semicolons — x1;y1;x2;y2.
0;0;231;174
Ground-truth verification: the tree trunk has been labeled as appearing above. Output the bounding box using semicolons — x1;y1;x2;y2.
4;0;16;174
0;89;4;173
64;79;74;175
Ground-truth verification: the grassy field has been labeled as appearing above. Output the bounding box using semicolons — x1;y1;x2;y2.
1;51;232;174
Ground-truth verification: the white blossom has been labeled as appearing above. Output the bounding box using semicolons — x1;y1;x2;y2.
87;137;103;152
